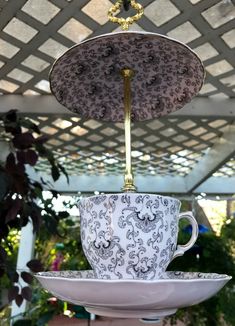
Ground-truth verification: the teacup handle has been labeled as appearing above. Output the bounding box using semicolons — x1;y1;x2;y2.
172;211;199;260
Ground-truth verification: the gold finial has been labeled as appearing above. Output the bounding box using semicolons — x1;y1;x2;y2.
108;0;144;31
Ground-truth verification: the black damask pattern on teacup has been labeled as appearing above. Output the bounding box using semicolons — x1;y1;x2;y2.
159;238;176;270
88;237;126;279
121;194;132;206
119;195;165;234
147;228;164;251
80;196;127;278
117;197;175;279
91;234;124;260
89;195;107;205
108;247;126;279
126;249;158;279
79;194;183;279
170;219;178;238
118;215;142;252
50;32;204;122
119;207;163;233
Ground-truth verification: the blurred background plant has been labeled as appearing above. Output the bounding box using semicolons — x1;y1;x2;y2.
166;213;235;326
0;193;90;326
0;110;73;319
14;205;90;326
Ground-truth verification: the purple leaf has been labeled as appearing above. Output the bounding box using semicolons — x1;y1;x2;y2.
17;150;38;166
34;135;49;144
4;110;20;134
12;133;35;149
21;271;33;284
5;153;16;173
0;246;7;262
5;110;17;122
31;209;42;233
16;151;26;164
26;259;44;273
5;198;22;223
8;286;19;302
17;162;26;175
15;294;23;307
21;286;32;301
25;150;38;166
12;271;19;283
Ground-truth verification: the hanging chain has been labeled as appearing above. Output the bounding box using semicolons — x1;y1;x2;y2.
108;0;144;30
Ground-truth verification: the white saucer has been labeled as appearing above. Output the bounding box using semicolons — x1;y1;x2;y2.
35;270;231;318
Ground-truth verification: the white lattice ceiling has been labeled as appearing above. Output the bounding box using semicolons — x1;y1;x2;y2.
0;0;235;194
0;0;235;97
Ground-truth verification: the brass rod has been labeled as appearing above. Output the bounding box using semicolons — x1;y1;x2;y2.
121;68;137;192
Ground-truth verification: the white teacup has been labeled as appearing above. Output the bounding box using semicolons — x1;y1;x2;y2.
79;193;198;280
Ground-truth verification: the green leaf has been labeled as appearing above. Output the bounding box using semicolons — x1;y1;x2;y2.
20;118;40;134
58;211;70;219
36;311;55;326
33;186;43;199
13;319;32;326
51;190;58;198
44;214;59;235
58;163;69;184
51;165;60;181
34;135;49;144
65;219;75;227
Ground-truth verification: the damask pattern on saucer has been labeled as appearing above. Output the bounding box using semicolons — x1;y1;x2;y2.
36;270;230;280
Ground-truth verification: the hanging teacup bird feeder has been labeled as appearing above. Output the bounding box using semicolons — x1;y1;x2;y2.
36;0;231;322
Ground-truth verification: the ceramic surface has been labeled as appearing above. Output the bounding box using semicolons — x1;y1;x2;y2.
49;31;204;122
84;307;177;319
35;270;231;311
79;193;198;279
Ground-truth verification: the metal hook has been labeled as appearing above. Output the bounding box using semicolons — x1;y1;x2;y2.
108;0;144;30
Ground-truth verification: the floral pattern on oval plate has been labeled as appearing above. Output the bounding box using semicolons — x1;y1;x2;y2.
49;31;204;122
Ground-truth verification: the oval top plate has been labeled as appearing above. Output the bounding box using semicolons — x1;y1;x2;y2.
49;32;204;122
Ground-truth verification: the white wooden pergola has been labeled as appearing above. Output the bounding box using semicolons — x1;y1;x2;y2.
0;0;235;195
